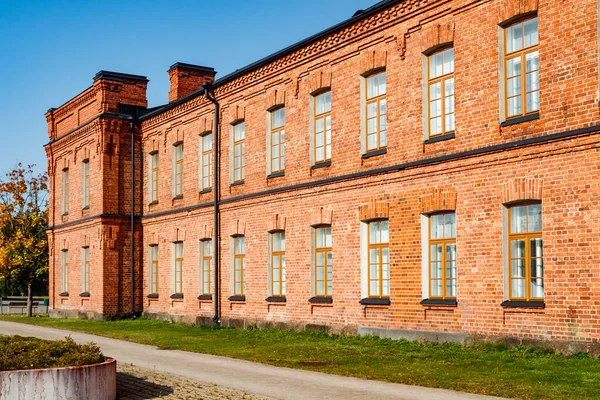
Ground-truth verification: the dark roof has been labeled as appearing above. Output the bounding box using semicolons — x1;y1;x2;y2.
168;63;215;73
93;70;149;83
140;0;400;122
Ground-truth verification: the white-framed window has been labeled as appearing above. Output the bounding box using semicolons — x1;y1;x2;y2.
421;212;457;300
200;239;212;296
61;249;69;292
269;231;286;297
267;107;285;175
360;220;389;299
149;244;158;294
313;226;332;297
361;71;387;153
81;159;90;209
424;47;455;138
61;168;69;215
81;246;90;293
199;132;213;191
172;242;184;294
230;122;245;183
312;91;332;165
231;236;246;296
172;143;184;197
148;152;158;204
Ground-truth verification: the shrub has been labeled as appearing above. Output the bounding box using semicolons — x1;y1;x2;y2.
0;335;104;371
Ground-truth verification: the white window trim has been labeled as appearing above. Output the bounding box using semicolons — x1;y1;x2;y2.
421;55;430;141
147;153;153;202
420;215;430;300
359;77;367;156
498;25;507;123
61;249;68;293
61;169;69;215
228;125;234;184
502;206;509;300
308;96;316;166
359;222;368;299
81;160;89;209
81;246;89;293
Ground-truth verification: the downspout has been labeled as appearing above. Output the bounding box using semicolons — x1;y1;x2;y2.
130;116;136;317
203;83;220;325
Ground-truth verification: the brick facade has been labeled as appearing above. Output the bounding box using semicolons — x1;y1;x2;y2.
45;0;600;350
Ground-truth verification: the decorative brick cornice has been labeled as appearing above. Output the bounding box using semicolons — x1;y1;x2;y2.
502;178;543;204
420;187;457;214
359;199;390;222
420;21;455;54
498;0;538;24
141;0;437;129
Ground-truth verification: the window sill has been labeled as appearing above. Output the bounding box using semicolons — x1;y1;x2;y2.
361;148;387;159
170;293;184;299
229;295;246;302
266;296;286;303
61;213;69;217
79;292;90;298
81;206;90;211
197;294;212;301
311;161;331;170
424;132;455;144
309;296;333;304
500;112;540;127
267;171;285;179
199;188;212;195
420;298;457;307
501;300;545;309
148;201;159;206
230;180;244;187
147;293;159;299
172;195;183;200
359;297;390;306
59;292;69;297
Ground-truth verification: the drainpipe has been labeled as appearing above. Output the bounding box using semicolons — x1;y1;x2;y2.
203;83;220;325
130;115;137;318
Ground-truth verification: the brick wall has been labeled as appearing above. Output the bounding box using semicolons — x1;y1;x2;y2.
46;0;600;347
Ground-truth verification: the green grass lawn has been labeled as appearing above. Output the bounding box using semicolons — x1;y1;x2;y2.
1;315;598;399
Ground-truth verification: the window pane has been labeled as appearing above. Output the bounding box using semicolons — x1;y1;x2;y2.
446;261;456;280
507;57;521;79
526;51;539;72
507;96;522;117
444;213;456;238
378;72;386;95
507;77;521;97
446;279;456;297
528;204;542;231
430;244;442;263
531;277;544;298
369;222;379;244
530;238;543;259
511;259;525;278
430;117;442;136
431;214;444;239
316;228;324;248
510;206;527;233
429;82;441;101
506;23;523;53
446;243;456;262
367;75;378;98
367;134;377;151
429;52;443;79
430;99;442;118
511;239;525;259
380;129;387;147
523;18;538;48
443;48;454;74
380;221;389;243
316;253;324;270
315;118;324;134
445;113;455;132
325;227;332;247
369;249;379;265
511;278;525;298
316;280;325;295
431;279;442;297
367;102;377;118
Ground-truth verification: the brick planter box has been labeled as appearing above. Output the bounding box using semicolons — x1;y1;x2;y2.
0;357;116;400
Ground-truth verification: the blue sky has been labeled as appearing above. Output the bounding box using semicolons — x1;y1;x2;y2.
0;0;374;175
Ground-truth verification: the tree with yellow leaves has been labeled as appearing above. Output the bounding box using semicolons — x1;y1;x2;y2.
0;163;48;317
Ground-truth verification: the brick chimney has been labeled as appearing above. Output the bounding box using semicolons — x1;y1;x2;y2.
168;63;216;102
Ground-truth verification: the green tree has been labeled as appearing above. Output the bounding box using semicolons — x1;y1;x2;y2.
0;164;48;317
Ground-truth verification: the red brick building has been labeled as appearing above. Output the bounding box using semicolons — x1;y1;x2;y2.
45;0;600;350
